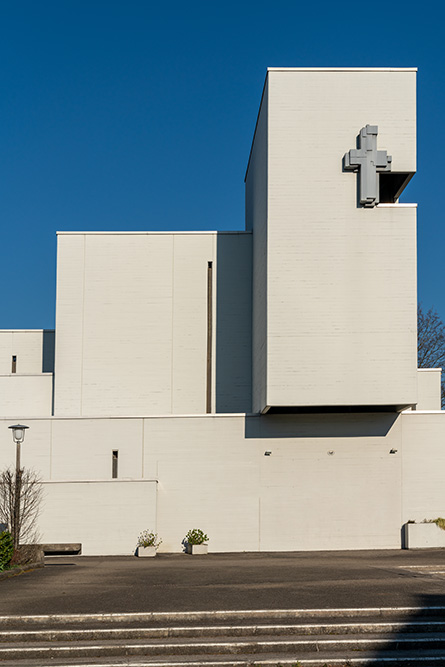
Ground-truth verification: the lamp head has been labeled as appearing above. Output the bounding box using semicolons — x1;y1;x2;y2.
8;424;29;444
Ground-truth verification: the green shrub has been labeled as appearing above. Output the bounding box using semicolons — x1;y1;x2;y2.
425;517;445;531
0;531;13;571
137;530;162;548
185;528;209;545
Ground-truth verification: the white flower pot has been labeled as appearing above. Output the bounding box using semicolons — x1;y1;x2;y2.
404;522;445;548
137;546;157;557
187;544;208;555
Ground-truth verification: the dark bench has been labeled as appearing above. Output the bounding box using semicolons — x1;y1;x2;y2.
42;543;82;555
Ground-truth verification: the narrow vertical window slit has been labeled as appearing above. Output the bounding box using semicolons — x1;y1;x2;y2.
112;450;118;478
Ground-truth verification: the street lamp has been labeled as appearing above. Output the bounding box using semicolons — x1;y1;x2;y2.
8;425;29;469
8;424;29;550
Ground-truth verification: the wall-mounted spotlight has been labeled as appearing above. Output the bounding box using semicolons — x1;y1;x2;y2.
389;449;398;454
264;451;272;456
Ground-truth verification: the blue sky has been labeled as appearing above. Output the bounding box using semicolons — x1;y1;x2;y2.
1;0;444;328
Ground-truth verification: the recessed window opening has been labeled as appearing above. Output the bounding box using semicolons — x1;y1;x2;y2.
112;450;118;479
379;172;413;203
11;356;17;373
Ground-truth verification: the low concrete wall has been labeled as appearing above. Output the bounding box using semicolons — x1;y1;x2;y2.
0;410;444;555
401;412;445;523
38;480;157;556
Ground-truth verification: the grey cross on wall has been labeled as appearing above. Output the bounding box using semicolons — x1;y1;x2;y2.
344;125;392;207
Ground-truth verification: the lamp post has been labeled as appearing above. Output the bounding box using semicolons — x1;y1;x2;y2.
8;424;29;551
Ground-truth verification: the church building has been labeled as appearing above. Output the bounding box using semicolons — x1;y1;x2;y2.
1;67;444;555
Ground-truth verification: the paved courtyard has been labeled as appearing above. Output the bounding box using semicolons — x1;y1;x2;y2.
2;549;445;616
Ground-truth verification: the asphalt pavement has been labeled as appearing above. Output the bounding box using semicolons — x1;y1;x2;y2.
1;549;445;617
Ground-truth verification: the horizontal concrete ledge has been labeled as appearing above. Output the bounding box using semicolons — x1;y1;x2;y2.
377;203;417;208
7;410;444;421
0;373;53;377
41;479;157;485
0;329;54;333
403;410;445;415
2;607;445;626
0;413;252;421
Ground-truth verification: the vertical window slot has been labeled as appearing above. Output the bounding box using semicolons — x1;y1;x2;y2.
11;356;17;374
112;450;118;479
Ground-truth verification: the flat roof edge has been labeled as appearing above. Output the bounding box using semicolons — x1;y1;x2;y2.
0;329;54;333
0;413;252;420
267;67;418;72
56;230;251;236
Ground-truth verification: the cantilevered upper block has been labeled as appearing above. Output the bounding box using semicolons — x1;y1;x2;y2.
246;68;417;413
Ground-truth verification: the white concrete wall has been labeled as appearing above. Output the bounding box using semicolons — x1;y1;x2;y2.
3;410;445;554
401;412;445;523
0;330;54;417
416;369;442;411
38;480;157;555
0;419;52;478
6;408;445;554
54;232;252;417
51;417;145;480
0;375;53;418
0;412;407;554
53;235;85;416
146;413;403;552
0;330;54;374
0;417;145;481
245;78;268;414
0;417;156;555
247;69;418;411
0;417;150;485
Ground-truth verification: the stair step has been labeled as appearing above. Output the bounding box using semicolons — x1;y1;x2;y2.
1;635;445;659
2;606;445;628
2;608;445;666
2;621;445;642
6;650;445;667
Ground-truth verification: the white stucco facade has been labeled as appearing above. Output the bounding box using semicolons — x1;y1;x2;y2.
246;69;417;413
1;67;444;556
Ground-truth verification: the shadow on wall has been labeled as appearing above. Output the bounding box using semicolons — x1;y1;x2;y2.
244;412;399;439
215;233;252;413
42;330;55;373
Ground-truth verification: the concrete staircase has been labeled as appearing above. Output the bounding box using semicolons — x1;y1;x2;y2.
1;606;445;666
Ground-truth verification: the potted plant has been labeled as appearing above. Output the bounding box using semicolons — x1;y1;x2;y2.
404;518;445;549
136;530;162;557
185;528;209;555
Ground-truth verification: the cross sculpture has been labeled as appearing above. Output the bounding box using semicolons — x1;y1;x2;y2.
344;125;392;207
